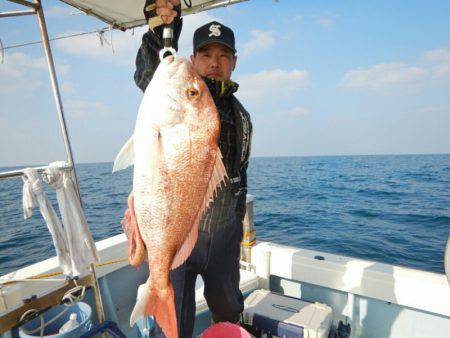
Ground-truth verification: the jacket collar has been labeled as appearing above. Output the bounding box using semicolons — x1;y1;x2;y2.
203;77;239;100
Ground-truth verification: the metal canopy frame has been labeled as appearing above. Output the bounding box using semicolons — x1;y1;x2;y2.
57;0;249;31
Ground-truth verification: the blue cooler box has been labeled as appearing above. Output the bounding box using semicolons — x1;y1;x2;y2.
243;290;333;338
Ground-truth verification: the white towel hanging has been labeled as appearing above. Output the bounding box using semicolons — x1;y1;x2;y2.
22;168;72;276
43;162;99;276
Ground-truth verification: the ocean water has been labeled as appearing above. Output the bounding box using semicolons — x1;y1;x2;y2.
0;154;449;276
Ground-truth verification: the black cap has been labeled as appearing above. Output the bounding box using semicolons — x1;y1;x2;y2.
193;21;236;54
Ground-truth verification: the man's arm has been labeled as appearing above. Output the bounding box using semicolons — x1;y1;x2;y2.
134;0;182;92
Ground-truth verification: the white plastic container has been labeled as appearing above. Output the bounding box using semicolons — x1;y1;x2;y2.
243;289;333;338
59;313;79;333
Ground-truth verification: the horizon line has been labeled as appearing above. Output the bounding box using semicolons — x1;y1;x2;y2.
1;152;449;169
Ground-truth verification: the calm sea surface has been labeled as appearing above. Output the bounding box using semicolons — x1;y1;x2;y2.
1;154;449;276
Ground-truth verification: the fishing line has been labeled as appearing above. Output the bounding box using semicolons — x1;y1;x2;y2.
96;29;105;47
109;25;115;54
2;28;109;50
0;38;4;63
1;15;147;51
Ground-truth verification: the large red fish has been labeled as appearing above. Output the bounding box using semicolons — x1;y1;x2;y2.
113;56;227;338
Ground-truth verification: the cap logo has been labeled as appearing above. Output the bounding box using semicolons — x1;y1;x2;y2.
208;24;222;37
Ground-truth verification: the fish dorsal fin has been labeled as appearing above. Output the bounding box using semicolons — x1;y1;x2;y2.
112;136;134;172
170;149;228;270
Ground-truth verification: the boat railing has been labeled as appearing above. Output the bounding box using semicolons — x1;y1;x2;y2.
0;164;73;180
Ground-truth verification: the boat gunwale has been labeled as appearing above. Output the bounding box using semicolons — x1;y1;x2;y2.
2;236;450;319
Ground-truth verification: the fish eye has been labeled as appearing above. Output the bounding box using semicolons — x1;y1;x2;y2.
186;88;200;99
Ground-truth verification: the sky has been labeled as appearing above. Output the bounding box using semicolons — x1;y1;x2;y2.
0;0;449;166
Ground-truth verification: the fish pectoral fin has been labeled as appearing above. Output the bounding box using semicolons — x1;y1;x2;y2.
171;222;198;270
112;136;134;173
170;148;227;270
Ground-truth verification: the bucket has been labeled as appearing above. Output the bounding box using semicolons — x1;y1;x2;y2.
19;302;92;338
201;322;251;338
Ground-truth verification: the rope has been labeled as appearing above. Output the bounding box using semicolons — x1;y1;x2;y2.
31;271;65;279
95;26;115;53
95;257;128;267
96;29;105;47
1;28;113;51
61;285;86;306
19;309;39;323
109;25;115;53
39;314;44;337
23;307;70;336
19;284;85;336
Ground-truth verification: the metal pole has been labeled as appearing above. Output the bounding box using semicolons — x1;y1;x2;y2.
90;264;106;326
0;9;36;18
34;0;81;200
34;0;106;325
0;164;73;180
7;0;38;9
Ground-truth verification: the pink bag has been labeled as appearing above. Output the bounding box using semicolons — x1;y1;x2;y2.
201;322;252;338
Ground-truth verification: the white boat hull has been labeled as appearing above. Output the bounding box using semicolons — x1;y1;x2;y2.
1;234;449;337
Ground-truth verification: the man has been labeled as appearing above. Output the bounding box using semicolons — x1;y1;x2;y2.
134;1;252;337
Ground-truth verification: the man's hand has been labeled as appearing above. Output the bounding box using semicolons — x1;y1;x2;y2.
156;0;180;25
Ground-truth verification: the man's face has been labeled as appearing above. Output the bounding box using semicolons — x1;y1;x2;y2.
190;43;237;82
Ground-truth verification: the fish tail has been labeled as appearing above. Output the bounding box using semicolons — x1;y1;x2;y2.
147;283;178;338
130;280;178;338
